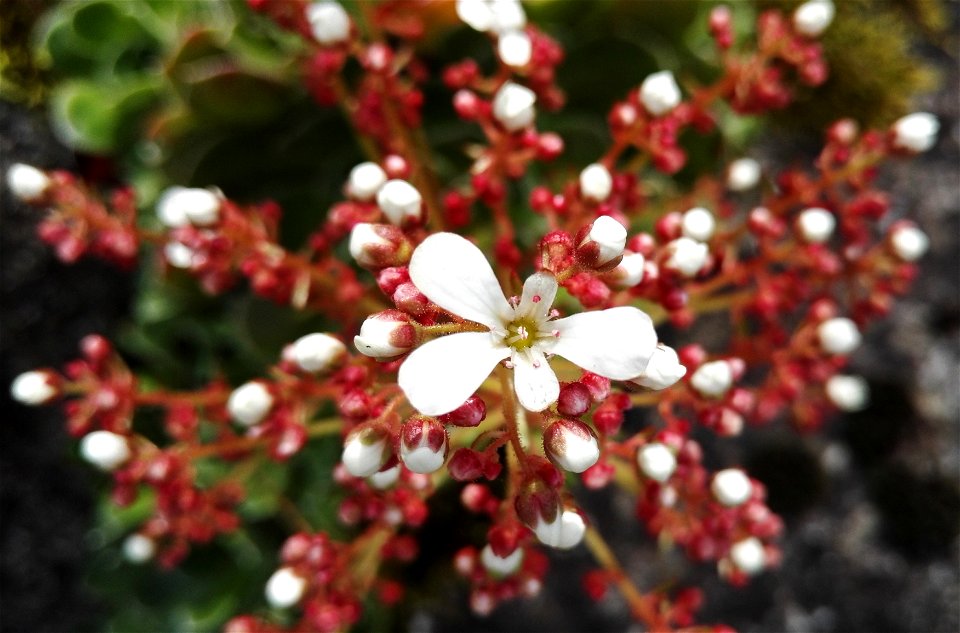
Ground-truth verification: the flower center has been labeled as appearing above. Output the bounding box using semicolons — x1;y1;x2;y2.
505;317;540;351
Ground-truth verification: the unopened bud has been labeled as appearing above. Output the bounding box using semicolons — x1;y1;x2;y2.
227;381;274;426
400;417;448;474
348;223;411;268
797;207;835;244
727;158;761;191
163;241;195;269
265;567;307;608
711;468;752;507
889;223;929;262
456;0;526;33
342;424;391;477
793;0;835;37
690;360;733;398
543;419;600;473
10;370;58;405
631;343;686;390
817;317;861;355
892;113;939;153
437;395;487;427
123;533;156;563
825;375;869;411
577;215;626;269
639;70;681;117
730;537;766;575
556;382;592;417
498;30;532;67
610;251;646;287
681;207;716;242
664;237;709;277
492;81;536;132
79;431;131;471
534;509;586;549
637;443;677;482
6;163;50;201
480;544;523;577
377;180;423;226
306;1;351;45
347;162;387;200
290;333;346;372
579;163;613;202
156;186;221;228
354;310;416;359
368;464;401;489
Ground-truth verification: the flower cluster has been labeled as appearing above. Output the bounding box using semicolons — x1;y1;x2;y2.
8;0;939;631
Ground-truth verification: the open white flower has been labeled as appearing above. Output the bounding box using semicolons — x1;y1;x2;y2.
398;233;657;415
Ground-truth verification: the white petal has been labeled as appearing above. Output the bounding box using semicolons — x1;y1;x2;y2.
512;349;560;412
408;233;512;329
516;272;558;321
399;332;509;416
551;307;657;380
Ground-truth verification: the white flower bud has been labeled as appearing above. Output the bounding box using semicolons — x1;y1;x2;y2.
354;310;416;359
534;509;585;549
480;545;524;577
579;163;613;202
730;537;766;575
265;567;307;608
890;224;929;262
347;162;387;200
123;534;156;563
348;223;410;269
610;251;645;287
637;443;677;483
825;375;869;411
456;0;526;33
227;381;274;426
690;360;733;398
10;370;57;405
368;464;401;489
291;333;346;372
665;237;709;277
400;417;448;474
492;81;536;132
711;468;753;507
306;1;351;45
892;113;939;153
163;241;195;269
817;317;861;355
543;419;600;473
377;179;423;226
497;30;532;67
681;207;716;242
6;163;50;201
727;158;761;191
156;187;220;228
792;0;835;37
630;343;686;390
580;215;627;267
797;207;835;243
342;425;391;477
639;70;681;116
79;431;131;471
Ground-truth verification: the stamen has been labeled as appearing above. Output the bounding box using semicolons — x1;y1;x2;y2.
504;360;514;369
549;309;560;319
532;295;541;303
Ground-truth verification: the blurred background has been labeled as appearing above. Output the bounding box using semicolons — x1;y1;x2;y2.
2;1;958;631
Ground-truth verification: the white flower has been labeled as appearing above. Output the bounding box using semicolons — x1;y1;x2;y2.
637;443;677;482
534;509;585;549
727;158;761;191
354;310;416;359
792;0;835;37
610;251;645;287
123;534;156;563
892;113;939;153
890;224;929;262
825;375;869;411
579;163;613;202
690;360;733;398
342;425;391;477
498;30;532;67
368;464;401;489
730;537;766;575
492;81;536;132
681;207;716;242
347;162;387;200
399;417;448;474
630;343;686;390
579;215;627;268
10;370;57;405
227;381;274;426
6;163;50;201
456;0;526;34
156;186;221;227
711;468;752;507
397;233;657;415
163;241;195;269
665;237;709;277
377;179;423;226
817;317;861;355
291;333;346;372
481;545;524;576
79;431;131;471
639;70;681;117
306;1;351;45
265;567;307;608
797;207;835;243
543;419;600;473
